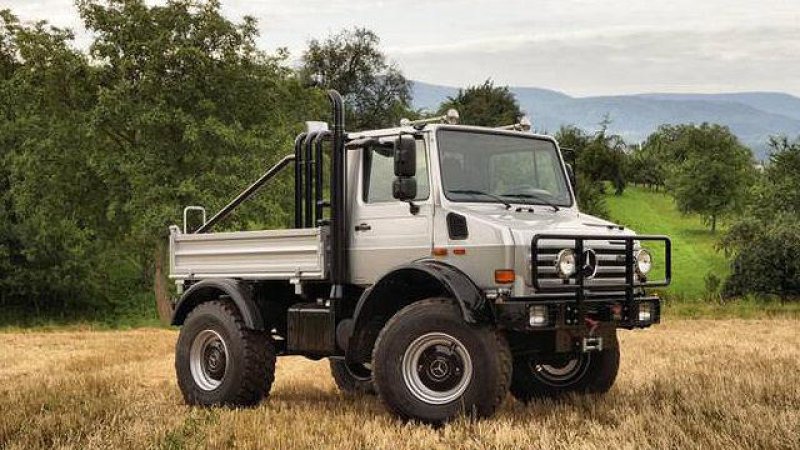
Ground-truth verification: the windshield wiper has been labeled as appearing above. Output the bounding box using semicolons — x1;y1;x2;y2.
448;189;512;210
501;193;560;212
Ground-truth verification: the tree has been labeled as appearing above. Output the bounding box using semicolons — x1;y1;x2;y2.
554;125;608;218
0;9;113;316
650;124;755;232
438;79;522;127
76;0;319;320
301;28;411;130
719;136;800;299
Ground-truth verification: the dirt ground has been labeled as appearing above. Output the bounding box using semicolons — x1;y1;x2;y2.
1;319;798;450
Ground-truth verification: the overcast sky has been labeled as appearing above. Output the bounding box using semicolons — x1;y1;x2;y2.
6;0;800;96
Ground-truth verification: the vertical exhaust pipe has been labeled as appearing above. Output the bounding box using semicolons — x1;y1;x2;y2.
293;132;307;228
327;90;346;295
314;131;331;226
303;131;322;228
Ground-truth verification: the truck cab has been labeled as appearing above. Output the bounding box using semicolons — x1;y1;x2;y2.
168;91;670;424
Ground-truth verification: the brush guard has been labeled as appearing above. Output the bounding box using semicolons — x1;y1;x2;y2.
530;234;671;329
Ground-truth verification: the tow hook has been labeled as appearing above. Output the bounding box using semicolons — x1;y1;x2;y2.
580;317;602;352
582;336;603;352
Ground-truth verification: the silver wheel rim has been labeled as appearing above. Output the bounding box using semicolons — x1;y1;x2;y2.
189;329;229;391
532;354;590;387
402;332;473;405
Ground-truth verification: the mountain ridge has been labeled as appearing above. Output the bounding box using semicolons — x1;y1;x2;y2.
411;81;800;158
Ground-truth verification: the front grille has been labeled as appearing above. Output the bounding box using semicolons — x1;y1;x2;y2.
530;234;671;293
533;245;630;288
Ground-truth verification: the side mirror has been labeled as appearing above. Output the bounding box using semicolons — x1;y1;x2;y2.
394;135;416;177
566;163;577;190
392;176;417;201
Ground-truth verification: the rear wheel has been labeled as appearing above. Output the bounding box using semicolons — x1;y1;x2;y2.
372;298;511;424
329;359;375;395
510;335;619;403
175;300;276;406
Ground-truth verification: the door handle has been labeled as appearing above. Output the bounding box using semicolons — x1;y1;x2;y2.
354;223;371;232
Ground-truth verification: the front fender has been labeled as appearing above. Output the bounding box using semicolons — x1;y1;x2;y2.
343;260;492;361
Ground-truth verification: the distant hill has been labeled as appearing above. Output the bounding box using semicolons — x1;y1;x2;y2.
411;81;800;159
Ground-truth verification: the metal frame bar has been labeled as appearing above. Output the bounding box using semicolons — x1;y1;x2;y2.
195;154;296;234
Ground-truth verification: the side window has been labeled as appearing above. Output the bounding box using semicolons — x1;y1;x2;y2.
363;140;429;203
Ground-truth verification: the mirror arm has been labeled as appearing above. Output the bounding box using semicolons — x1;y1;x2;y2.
408;201;420;215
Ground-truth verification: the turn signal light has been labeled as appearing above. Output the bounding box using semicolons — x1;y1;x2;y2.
494;269;515;284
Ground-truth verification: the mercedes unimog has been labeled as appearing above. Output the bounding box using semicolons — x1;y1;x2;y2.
168;90;671;424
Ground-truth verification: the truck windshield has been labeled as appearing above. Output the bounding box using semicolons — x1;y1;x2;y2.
437;130;572;207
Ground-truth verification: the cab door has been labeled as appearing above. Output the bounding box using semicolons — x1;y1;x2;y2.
349;138;433;285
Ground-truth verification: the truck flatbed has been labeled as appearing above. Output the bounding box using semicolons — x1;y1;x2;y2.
169;226;328;281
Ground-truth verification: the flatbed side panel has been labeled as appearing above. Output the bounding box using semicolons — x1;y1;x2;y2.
169;228;327;280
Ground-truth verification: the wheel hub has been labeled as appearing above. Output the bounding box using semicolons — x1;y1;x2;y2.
529;353;591;387
402;332;472;405
190;329;229;391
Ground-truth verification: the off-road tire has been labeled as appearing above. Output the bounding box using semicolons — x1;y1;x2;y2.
329;359;376;395
510;334;619;403
372;297;511;424
175;300;276;406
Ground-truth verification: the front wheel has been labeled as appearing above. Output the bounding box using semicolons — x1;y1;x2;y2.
510;336;620;403
175;300;276;406
372;298;511;424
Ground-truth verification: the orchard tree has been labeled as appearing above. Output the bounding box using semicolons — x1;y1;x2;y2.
720;136;800;298
660;124;755;232
301;28;411;130
438;79;522;127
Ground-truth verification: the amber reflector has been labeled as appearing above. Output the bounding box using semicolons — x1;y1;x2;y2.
453;248;466;255
494;269;515;284
432;247;448;256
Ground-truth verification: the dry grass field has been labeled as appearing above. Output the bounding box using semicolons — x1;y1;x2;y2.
1;320;798;450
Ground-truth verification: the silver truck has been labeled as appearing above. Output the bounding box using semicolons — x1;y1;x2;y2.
169;91;671;424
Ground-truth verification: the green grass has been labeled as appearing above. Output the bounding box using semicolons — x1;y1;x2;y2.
604;185;729;300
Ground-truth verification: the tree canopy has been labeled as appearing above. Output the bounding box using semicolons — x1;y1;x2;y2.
300;27;411;130
647;124;755;231
438;79;522;127
0;1;323;320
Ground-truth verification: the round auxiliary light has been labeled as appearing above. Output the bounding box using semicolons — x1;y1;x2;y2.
445;108;460;125
635;249;652;276
555;249;577;279
518;115;532;132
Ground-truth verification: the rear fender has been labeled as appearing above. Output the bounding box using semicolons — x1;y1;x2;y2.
171;278;264;330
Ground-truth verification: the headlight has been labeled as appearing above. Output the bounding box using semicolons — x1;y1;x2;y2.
638;302;653;322
529;305;549;327
555;249;577;279
635;249;652;276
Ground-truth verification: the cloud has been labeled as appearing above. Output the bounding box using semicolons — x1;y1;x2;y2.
3;0;799;95
394;25;800;95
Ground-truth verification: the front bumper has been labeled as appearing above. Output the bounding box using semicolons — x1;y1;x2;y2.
495;295;661;332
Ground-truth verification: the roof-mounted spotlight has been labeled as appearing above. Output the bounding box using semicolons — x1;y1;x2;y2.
518;115;532;132
444;108;460;125
399;109;461;128
496;115;533;132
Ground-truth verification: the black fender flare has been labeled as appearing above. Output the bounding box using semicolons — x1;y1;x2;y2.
344;260;492;359
171;278;264;330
